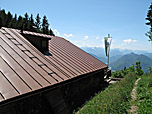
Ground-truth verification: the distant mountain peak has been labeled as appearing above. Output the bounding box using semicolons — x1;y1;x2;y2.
111;53;152;73
130;52;135;54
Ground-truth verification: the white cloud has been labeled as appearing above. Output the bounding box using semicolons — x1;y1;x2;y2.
75;41;79;43
78;44;104;48
64;33;73;38
83;35;88;40
96;36;99;40
123;39;137;43
54;29;60;36
101;38;104;42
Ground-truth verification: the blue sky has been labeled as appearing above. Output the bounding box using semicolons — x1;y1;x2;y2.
1;0;152;52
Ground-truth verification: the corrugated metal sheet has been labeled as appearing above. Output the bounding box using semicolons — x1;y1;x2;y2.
19;30;52;39
0;27;107;104
46;36;107;77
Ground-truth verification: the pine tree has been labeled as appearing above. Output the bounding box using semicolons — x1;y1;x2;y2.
14;14;17;22
122;67;128;76
45;19;49;34
17;16;23;30
9;14;18;28
42;15;49;34
8;13;17;28
0;9;6;27
128;64;135;72
12;14;18;28
6;11;12;27
146;3;152;41
0;9;54;36
0;17;2;28
29;14;34;31
23;13;29;30
149;66;152;73
50;28;55;36
135;61;143;76
35;14;41;29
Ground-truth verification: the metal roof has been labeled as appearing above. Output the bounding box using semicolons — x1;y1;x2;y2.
0;27;107;104
18;30;52;39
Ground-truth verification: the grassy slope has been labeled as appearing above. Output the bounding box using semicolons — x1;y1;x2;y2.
137;73;152;113
75;73;137;114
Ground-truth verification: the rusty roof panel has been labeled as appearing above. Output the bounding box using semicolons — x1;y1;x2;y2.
10;29;69;80
0;70;19;100
0;32;54;86
49;44;87;74
0;46;40;91
0;54;31;94
54;42;95;71
0;27;107;104
47;36;107;78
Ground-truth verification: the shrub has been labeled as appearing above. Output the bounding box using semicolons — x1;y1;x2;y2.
111;70;123;78
135;61;143;76
111;61;144;78
148;66;152;74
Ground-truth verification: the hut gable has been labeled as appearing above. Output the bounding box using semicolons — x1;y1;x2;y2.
0;27;108;114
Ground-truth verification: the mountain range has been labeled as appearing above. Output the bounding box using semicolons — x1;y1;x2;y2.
110;53;152;73
81;47;152;73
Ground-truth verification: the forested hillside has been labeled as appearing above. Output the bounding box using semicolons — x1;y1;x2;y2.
0;9;54;35
110;53;152;73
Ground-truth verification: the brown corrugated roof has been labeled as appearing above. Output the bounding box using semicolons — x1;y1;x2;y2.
46;36;107;77
0;27;107;104
18;30;52;39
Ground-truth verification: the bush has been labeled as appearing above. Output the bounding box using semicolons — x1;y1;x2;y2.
111;70;123;78
111;67;130;78
149;66;152;74
135;61;143;76
111;62;144;78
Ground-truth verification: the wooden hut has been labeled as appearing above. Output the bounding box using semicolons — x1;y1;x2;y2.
0;27;109;114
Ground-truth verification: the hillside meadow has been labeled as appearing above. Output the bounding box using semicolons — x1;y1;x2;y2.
74;73;137;114
75;69;152;114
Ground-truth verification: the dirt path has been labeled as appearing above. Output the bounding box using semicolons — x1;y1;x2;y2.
129;78;141;114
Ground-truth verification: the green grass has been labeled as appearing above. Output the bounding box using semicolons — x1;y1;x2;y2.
137;73;152;114
75;73;137;114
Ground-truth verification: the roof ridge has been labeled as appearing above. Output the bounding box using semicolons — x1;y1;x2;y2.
2;27;54;38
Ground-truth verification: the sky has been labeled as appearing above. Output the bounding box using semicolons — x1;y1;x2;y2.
1;0;152;52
